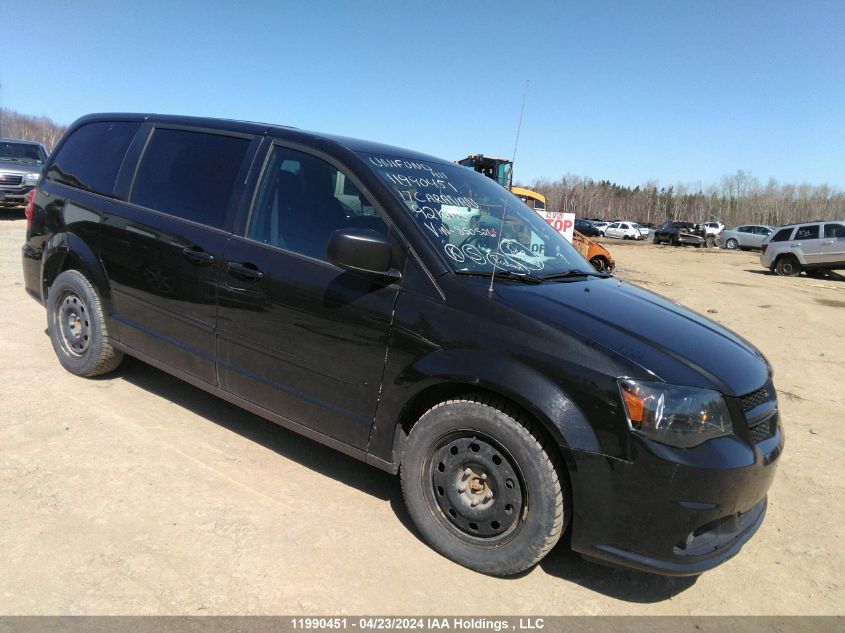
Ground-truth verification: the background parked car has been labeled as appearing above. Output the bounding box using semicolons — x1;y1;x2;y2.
575;218;601;237
604;221;643;240
652;221;705;247
721;225;774;250
591;221;609;235
632;223;650;239
0;138;48;208
703;221;724;237
761;220;845;276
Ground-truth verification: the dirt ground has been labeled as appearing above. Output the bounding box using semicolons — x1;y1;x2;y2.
1;212;842;615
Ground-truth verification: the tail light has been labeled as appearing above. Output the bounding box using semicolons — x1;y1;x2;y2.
24;189;37;232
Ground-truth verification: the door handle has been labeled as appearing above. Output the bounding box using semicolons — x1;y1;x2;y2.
227;261;264;280
182;246;215;265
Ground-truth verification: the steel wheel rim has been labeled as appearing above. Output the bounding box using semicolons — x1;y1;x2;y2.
426;431;526;543
56;291;91;357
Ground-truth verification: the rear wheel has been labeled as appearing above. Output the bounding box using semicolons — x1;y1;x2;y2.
725;238;739;250
652;234;661;244
669;234;678;246
400;397;565;576
775;256;801;277
47;270;124;377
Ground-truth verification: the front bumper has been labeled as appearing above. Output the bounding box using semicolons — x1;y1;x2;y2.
0;185;34;206
567;410;783;576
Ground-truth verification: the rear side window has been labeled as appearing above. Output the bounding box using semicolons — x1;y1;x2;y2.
824;223;845;238
771;228;794;242
131;128;250;229
795;225;820;240
47;121;140;197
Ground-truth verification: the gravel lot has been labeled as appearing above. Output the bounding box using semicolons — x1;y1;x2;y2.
1;213;842;615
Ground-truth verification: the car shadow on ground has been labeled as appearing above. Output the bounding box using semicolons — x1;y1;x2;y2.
538;545;697;602
744;268;845;282
115;356;697;602
0;208;24;221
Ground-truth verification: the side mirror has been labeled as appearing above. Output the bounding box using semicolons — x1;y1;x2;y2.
327;227;401;281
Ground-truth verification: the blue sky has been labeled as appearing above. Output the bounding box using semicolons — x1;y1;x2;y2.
2;0;843;188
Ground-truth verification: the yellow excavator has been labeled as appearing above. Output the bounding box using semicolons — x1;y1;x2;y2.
456;155;615;272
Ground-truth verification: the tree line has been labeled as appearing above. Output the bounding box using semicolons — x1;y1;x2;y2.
0;108;67;152
526;170;845;228
2;107;842;228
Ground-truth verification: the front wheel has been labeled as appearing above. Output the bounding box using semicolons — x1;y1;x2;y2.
590;256;608;272
725;238;739;250
400;397;565;576
47;270;124;376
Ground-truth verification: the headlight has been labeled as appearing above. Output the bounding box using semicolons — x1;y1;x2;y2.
24;173;39;185
618;379;732;448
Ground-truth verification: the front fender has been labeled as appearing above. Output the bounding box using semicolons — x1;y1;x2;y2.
368;348;601;470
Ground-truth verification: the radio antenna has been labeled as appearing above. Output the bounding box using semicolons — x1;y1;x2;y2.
489;80;529;295
511;79;529;176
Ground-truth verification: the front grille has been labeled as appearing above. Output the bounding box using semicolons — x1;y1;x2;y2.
740;382;778;444
741;385;771;412
0;174;23;186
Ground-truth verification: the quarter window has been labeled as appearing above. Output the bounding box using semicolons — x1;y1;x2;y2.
824;223;845;238
47;121;140;197
247;146;386;261
130;128;250;229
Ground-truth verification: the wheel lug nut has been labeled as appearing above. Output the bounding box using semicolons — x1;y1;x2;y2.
458;486;466;493
484;492;493;501
463;468;472;476
470;500;479;507
481;473;487;480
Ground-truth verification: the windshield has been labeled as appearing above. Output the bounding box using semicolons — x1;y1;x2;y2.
362;153;594;277
0;142;45;164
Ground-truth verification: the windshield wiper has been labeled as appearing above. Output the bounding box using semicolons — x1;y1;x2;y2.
540;269;610;280
455;270;543;284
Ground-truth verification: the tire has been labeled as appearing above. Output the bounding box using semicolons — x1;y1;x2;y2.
589;256;607;272
725;238;739;250
47;270;124;377
400;396;565;576
652;235;660;244
669;235;678;246
705;236;716;248
775;256;801;277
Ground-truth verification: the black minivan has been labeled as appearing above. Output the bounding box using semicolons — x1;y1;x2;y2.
22;114;783;577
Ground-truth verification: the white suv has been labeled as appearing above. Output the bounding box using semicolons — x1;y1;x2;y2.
761;221;845;276
604;221;643;240
703;222;724;237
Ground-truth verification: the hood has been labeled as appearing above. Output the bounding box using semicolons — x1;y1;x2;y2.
0;158;42;175
492;277;769;397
